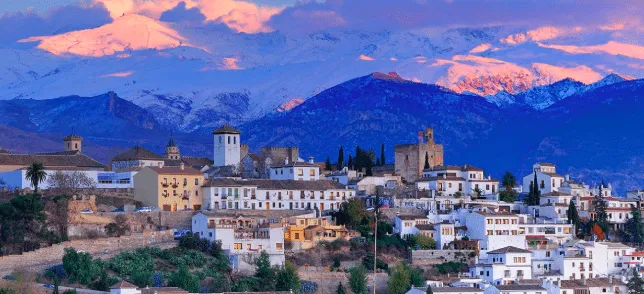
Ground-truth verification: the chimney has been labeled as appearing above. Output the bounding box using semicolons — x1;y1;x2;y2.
565;174;570;182
582;276;586;285
418;131;424;144
556;278;561;287
308;156;314;164
180;162;185;170
609;275;613;284
285;158;289;165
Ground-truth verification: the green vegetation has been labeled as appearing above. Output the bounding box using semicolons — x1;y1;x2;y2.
348;266;368;294
625;205;644;246
628;268;644;294
387;261;425;294
406;234;437;250
436;261;468;274
336;282;347;294
25;162;47;191
59;235;304;293
0;193;49;255
526;173;541;206
499;173;517;203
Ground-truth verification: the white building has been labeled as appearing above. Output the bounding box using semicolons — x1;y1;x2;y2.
485;285;545;294
464;211;526;256
394;215;433;239
202;178;353;211
470;246;533;285
420;165;499;197
192;212;285;269
324;167;359;185
269;159;321;181
213;125;241;167
110;146;165;171
523;163;565;194
547;277;626;294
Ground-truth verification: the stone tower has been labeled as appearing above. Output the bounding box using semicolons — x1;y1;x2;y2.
394;127;444;182
63;133;83;152
212;125;241;167
165;134;181;160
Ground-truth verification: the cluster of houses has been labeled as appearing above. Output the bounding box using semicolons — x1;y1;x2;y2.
1;126;643;293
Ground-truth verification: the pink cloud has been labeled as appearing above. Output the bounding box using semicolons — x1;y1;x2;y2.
539;41;644;60
359;54;374;61
99;71;134;77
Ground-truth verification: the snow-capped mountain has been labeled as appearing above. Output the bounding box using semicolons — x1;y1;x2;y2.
1;13;642;131
486;73;634;109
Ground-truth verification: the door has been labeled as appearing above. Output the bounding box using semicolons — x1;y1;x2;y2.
320;203;325;211
266;202;270;210
289;203;293;210
193;205;201;210
163;205;171;211
172;203;177;211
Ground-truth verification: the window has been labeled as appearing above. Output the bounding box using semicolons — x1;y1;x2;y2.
487;219;493;224
276;243;283;250
448;183;452;188
246;244;251;250
234;137;237;144
309;169;315;176
541;180;545;189
195;178;199;185
459;183;463;191
546;251;551;257
298;169;304;176
228;136;231;144
234;243;242;249
295;233;300;239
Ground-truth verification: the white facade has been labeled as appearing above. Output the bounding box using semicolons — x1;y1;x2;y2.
213;128;241;167
485;285;545;294
394;215;432;239
420;165;499;197
523;163;565;194
269;161;320;181
0;169;133;190
192;212;285;268
470;247;533;285
203;179;353;211
464;211;526;256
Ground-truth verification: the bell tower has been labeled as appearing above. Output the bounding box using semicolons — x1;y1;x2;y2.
164;134;181;160
63;133;83;152
212;125;241;167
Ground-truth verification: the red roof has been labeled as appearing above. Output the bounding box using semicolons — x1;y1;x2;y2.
624;252;644;257
526;235;546;240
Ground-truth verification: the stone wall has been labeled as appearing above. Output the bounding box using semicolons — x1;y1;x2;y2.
410;249;475;266
0;230;174;275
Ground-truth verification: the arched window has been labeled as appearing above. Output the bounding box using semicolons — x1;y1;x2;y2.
234;137;237;144
228;136;231;144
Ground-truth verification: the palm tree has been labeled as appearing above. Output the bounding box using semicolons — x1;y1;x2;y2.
26;162;47;192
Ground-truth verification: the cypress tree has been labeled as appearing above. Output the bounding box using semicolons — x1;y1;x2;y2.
625;204;644;246
567;201;580;235
380;143;386;166
325;157;332;171
347;155;353;170
527;173;541;206
627;268;644;294
337;146;344;170
424;152;430;169
594;182;610;236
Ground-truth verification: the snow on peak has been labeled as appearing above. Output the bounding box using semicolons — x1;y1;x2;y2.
19;14;192;57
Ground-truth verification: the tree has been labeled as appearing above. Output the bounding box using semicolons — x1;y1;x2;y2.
592;223;606;241
423;152;430;169
254;251;275;291
325;157;332;171
25;162;47;191
628;268;644;294
62;248;101;285
427;286;434;294
499;190;515;203
526;173;541;206
47;171;97;195
168;263;199;292
388;262;411;294
347;155;353;170
415;234;437;250
348;266;368;294
0;193;47;254
335;199;367;229
336;282;347;294
105;214;130;237
275;261;300;292
625;205;644;246
502;172;516;188
338;146;344;170
567;201;581;235
593;188;610;236
380;143;386;166
472;187;483;198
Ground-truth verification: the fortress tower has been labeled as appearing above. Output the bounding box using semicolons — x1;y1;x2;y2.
212;125;241;167
394;128;444;182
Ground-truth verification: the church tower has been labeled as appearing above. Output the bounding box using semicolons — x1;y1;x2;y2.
212;125;241;167
63;133;83;152
164;134;181;160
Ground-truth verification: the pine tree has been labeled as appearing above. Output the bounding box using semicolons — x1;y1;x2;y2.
380;143;386;166
593;183;610;236
567;201;580;235
325;157;332;171
427;286;434;294
424;152;430;169
338;146;344;170
626;205;644;246
336;282;347;294
527;173;541;206
388;262;411;294
627;268;644;294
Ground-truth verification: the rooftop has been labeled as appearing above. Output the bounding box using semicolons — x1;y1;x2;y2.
536;162;556;167
560;278;624;288
148;166;203;175
203;178;347;190
424;164;484;172
111;146;163;161
270;161;320;169
0;150;105;169
487;246;532;254
212;125;241;134
495;285;545;291
432;287;484;293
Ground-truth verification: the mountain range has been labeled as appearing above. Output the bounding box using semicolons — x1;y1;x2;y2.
1;71;642;194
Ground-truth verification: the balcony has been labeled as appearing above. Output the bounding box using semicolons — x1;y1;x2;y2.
579;267;586;272
171;183;179;189
161;182;169;188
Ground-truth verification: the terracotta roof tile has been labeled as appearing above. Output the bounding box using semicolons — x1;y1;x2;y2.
0;150;104;169
111;146;163;161
212;125;241;134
